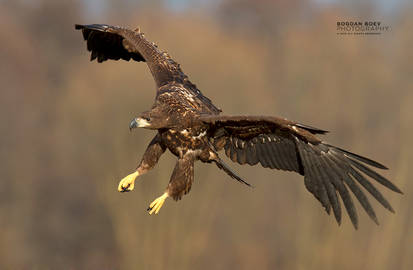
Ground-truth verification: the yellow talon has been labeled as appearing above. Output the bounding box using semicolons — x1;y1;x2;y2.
118;171;139;192
147;192;169;215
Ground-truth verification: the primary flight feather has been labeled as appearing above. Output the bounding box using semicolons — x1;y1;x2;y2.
75;23;402;228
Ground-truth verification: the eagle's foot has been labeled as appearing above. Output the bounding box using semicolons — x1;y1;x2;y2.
118;171;139;192
147;192;169;215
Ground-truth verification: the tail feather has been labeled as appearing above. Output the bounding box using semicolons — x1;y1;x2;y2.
213;159;253;187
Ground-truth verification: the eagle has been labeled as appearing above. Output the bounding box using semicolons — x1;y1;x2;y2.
75;24;402;228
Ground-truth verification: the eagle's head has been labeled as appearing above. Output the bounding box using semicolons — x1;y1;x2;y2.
129;110;170;130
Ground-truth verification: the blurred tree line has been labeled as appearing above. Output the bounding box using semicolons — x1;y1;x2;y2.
0;0;412;269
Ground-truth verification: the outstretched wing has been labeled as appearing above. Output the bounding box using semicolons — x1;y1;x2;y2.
201;115;402;229
75;24;221;114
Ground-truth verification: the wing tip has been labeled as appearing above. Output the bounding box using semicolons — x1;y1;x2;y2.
295;123;329;135
353;222;359;230
391;185;403;195
369;212;380;226
74;23;112;32
387;204;396;214
325;143;389;170
348;158;403;194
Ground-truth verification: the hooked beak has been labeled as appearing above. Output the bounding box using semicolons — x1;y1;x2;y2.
129;117;150;131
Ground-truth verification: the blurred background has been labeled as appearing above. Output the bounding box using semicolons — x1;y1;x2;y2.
1;0;412;269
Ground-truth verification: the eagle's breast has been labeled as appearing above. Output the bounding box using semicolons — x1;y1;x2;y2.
161;127;209;158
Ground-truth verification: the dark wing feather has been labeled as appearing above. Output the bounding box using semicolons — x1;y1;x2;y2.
201;115;402;228
75;24;145;62
75;23;221;114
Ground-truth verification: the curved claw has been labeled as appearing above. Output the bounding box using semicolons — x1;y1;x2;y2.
118;171;139;192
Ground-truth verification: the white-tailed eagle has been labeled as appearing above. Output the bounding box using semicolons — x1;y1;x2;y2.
75;24;402;229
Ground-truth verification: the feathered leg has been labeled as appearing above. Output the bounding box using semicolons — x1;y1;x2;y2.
147;153;195;215
118;133;166;192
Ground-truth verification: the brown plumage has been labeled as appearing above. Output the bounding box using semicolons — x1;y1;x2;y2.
75;23;402;228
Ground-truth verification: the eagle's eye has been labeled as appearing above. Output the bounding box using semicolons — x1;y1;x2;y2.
143;116;151;122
